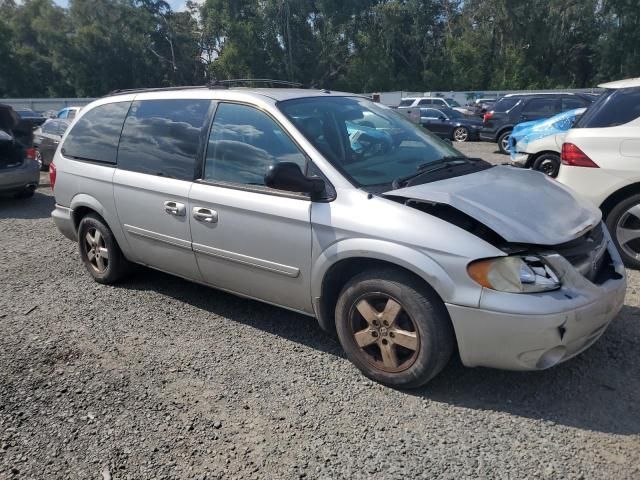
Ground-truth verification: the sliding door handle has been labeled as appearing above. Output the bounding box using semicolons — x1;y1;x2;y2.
193;207;218;223
164;201;186;216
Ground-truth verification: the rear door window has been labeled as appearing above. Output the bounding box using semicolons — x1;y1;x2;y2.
492;97;520;112
61;102;130;163
417;99;432;106
575;88;640;128
117;99;212;181
421;108;443;118
399;99;414;107
562;96;589;111
521;98;559;117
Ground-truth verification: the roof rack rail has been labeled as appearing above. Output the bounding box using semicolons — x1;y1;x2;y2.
106;85;209;97
207;78;304;88
105;79;306;97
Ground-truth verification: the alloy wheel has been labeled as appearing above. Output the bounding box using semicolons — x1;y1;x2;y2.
84;228;109;273
453;127;468;142
616;204;640;260
500;134;510;152
349;293;420;373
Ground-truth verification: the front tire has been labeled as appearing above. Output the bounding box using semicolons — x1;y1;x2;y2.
452;127;469;142
497;130;512;155
78;214;130;284
335;268;454;388
532;153;561;177
605;194;640;269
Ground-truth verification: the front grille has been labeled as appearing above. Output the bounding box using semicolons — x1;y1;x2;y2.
554;223;610;283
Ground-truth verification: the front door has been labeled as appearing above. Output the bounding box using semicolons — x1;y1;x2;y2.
113;98;212;281
189;102;313;313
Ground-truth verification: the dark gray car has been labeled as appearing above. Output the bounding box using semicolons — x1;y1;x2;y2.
0;104;40;198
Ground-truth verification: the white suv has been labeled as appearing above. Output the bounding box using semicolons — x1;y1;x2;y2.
556;77;640;267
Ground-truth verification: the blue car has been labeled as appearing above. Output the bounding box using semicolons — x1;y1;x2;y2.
508;108;586;177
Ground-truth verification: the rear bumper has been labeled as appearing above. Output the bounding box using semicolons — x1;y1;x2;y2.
52;204;77;241
509;152;530;167
446;231;626;371
0;160;40;195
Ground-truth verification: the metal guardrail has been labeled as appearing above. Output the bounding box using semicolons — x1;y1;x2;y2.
0;98;96;112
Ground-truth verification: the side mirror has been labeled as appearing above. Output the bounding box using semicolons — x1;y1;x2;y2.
439;115;447;121
265;162;325;198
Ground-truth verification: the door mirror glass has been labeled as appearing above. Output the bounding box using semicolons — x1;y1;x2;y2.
264;162;325;197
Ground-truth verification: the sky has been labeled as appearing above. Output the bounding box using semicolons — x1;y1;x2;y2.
53;0;193;11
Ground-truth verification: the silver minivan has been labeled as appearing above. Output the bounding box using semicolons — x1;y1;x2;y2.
51;87;626;388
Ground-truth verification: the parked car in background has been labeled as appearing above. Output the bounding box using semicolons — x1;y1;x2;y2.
15;108;47;127
480;93;594;154
420;107;482;142
51;86;625;388
33;119;69;169
397;97;465;121
556;77;640;268
469;98;498;117
0;104;40;199
509;108;586;177
56;106;82;120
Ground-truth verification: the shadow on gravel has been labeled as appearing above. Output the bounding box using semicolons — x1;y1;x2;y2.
122;267;345;359
0;188;54;220
122;267;639;436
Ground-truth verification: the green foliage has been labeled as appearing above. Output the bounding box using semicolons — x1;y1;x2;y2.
0;0;639;97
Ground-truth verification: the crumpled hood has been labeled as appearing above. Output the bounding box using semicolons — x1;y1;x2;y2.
386;165;601;245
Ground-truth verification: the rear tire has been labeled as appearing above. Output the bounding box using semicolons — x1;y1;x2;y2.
497;130;512;155
335;268;454;389
78;214;130;284
532;153;561;177
605;194;640;270
452;127;469;142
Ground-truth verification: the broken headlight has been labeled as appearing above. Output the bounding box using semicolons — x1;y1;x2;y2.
467;255;560;293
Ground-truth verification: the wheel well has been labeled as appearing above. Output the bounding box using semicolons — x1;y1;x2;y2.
497;126;513;139
317;258;443;334
527;150;560;168
73;206;106;232
600;183;640;220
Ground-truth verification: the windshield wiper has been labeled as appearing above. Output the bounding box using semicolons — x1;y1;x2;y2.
392;156;484;189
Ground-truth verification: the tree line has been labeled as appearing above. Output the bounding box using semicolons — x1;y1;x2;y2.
1;0;638;98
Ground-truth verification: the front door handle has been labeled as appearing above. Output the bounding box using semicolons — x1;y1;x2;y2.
193;207;218;223
164;201;186;216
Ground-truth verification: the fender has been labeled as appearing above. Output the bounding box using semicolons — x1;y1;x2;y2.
311;237;458;304
69;193;136;261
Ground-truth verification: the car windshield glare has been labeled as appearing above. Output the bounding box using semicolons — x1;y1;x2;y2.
278;96;462;189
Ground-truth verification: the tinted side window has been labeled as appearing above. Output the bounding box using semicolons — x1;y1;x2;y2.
117;99;211;180
432;99;446;106
399;99;414;107
417;99;431;106
522;98;558;116
562;97;588;110
575;88;640;128
492;97;520;112
42;121;57;134
421;108;442;118
204;103;306;186
61;102;130;163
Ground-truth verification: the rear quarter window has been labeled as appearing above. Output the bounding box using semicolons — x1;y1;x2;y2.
61;102;130;163
492;97;520;112
575;88;640;128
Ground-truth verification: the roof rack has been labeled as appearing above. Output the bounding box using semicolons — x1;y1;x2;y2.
207;78;304;88
105;79;307;97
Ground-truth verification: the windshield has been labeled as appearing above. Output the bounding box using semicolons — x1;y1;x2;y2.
445;98;460;108
278;96;463;190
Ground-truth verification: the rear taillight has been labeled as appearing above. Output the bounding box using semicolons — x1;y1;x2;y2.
561;143;599;168
49;162;57;190
25;147;36;160
483;111;494;123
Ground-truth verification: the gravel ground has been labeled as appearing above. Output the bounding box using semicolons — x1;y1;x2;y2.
1;157;639;479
